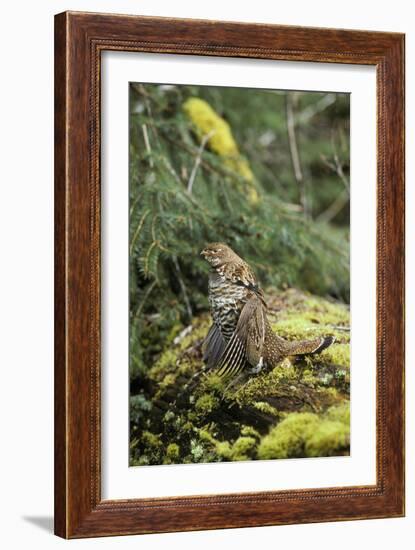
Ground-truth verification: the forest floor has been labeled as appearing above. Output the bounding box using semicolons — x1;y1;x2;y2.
130;288;350;466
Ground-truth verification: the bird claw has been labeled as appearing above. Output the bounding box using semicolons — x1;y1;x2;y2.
250;357;264;374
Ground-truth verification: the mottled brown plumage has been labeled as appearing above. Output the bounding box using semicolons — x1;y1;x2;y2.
201;242;334;379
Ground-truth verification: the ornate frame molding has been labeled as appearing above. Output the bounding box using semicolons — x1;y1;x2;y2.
55;11;405;538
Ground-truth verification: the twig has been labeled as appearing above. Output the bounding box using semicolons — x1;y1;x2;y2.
330;129;349;191
286;93;307;217
160;155;183;186
296;93;336;125
131;82;151;98
173;256;193;321
317;126;350;223
130;209;150;255
134;280;157;319
162;131;251;184
316;188;349;224
279;202;304;213
320;151;350;194
333;151;349;192
129;190;143;218
141;123;153;168
187;130;215;194
166;133;302;217
144;241;157;277
133;83;162;148
162;132;226;177
173;325;193;345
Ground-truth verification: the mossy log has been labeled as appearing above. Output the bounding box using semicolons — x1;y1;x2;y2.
130;289;350;466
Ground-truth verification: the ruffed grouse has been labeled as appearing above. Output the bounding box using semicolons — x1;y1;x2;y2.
201;242;334;379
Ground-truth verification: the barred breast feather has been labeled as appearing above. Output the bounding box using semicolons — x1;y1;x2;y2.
208;272;249;341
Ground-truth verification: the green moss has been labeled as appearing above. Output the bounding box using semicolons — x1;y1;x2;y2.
168;443;180;457
269;290;349;346
130;455;151;466
257;403;350;460
234;359;324;410
271;316;319;340
178;317;211;351
130;288;350;466
240;425;261;439
196;429;258;462
141;430;162;448
159;373;176;389
233;359;298;405
198;429;216;444
319;344;350;368
200;372;226;393
230;436;257;461
325;402;350;425
216;441;232;460
139;431;164;464
150;350;178;382
182;421;196;433
253;401;280;417
303;296;349;322
150;316;212;387
257;413;320;459
163;410;175;423
166;443;180;460
195;393;219;415
305;420;349;457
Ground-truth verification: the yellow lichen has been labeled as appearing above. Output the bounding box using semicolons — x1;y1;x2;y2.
183;97;258;203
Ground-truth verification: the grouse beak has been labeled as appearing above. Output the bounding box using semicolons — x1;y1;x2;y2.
200;249;207;257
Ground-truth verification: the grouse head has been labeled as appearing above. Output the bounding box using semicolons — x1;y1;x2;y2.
200;242;242;268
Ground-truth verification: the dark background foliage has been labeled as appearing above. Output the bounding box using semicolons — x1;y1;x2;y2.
129;83;350;380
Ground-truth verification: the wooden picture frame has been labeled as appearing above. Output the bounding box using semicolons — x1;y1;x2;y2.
54;11;405;538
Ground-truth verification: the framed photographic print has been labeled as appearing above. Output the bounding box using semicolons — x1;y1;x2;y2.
54;11;405;538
